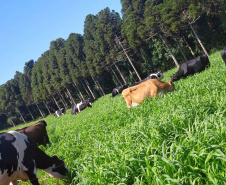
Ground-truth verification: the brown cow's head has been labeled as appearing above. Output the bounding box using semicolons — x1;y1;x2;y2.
39;120;50;147
167;80;175;92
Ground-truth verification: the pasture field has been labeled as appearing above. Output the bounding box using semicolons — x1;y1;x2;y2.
10;51;226;184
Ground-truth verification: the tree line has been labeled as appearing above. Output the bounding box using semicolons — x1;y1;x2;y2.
0;0;225;129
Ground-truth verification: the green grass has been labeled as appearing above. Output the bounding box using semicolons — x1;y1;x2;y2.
15;51;225;184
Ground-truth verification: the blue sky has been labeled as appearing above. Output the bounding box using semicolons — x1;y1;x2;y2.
0;0;122;85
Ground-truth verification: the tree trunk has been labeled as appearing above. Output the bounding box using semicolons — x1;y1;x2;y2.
113;61;127;84
173;36;188;62
66;87;76;105
84;78;96;100
159;33;180;68
189;23;209;56
17;108;26;124
64;90;73;106
91;76;105;96
96;77;105;96
115;35;141;81
9;117;15;127
43;101;51;114
110;66;122;86
26;106;34;121
35;103;44;118
58;92;68;109
80;81;91;99
140;48;146;61
180;31;195;56
52;95;60;109
73;82;84;101
91;76;103;96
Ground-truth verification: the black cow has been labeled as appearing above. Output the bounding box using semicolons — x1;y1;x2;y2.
171;54;210;82
71;98;92;115
0;131;69;185
132;71;164;86
54;108;66;117
221;47;226;66
111;84;128;98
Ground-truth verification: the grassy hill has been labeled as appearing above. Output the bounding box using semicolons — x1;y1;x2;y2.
13;51;226;184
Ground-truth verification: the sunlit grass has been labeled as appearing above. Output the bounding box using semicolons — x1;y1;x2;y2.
17;51;225;184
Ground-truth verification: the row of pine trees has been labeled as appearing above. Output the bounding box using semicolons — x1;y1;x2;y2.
0;0;225;129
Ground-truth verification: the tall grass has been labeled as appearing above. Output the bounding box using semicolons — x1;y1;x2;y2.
18;51;225;184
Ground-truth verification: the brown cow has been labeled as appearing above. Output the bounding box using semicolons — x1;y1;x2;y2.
16;120;50;147
122;79;175;108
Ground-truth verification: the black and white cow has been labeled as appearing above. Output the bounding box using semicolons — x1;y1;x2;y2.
171;54;210;82
71;98;92;115
221;47;226;66
0;131;69;185
131;71;164;86
111;84;128;98
54;108;66;117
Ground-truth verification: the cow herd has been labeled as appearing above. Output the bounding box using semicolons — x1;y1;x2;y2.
115;53;215;108
54;50;224;113
1;50;225;184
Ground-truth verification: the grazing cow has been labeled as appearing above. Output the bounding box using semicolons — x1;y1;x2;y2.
54;108;66;117
171;54;210;82
111;84;128;98
71;98;92;115
221;47;226;66
0;131;69;185
122;79;175;108
16;120;50;147
132;71;164;86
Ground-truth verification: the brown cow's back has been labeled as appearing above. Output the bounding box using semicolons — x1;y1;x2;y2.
16;120;49;147
122;79;175;108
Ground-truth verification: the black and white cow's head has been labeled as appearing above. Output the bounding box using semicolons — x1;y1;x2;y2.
71;98;92;115
42;155;69;179
170;64;187;82
111;84;128;98
54;108;66;117
149;71;164;80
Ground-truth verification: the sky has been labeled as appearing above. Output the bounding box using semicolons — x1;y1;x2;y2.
0;0;122;86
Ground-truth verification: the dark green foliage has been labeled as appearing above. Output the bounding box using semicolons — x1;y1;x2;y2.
14;71;33;105
23;59;34;81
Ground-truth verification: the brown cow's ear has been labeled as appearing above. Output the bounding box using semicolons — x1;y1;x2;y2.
168;80;172;85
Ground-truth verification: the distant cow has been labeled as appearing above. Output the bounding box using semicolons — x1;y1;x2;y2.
111;84;128;98
132;71;164;86
54;108;66;117
16;120;50;147
0;131;69;185
122;79;175;108
221;47;226;66
71;98;92;115
171;54;210;82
